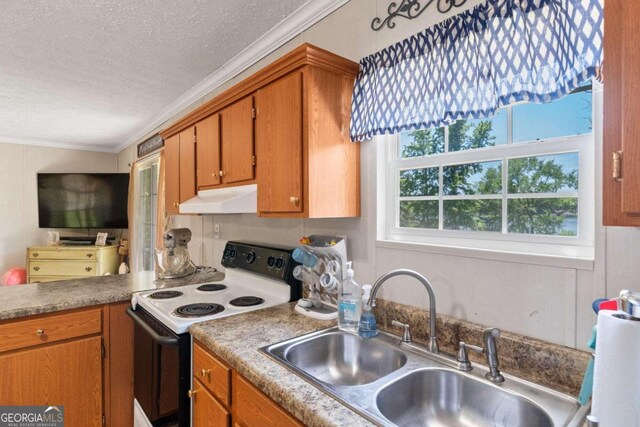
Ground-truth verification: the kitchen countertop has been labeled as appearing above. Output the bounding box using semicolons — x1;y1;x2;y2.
0;270;223;321
190;303;376;427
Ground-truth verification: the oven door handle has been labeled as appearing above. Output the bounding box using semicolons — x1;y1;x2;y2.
126;307;179;346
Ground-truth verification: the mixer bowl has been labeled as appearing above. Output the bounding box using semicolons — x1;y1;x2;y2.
155;246;191;277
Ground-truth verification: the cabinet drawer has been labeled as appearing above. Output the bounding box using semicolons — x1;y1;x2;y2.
29;260;97;277
234;374;302;427
192;379;230;427
29;248;98;260
0;308;102;352
193;341;231;406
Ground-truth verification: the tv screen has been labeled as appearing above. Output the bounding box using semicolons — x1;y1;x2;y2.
37;173;129;229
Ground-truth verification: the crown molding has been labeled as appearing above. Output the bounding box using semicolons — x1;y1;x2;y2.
113;0;351;153
0;136;117;153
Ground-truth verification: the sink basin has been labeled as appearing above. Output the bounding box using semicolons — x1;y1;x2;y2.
376;369;553;427
283;331;407;385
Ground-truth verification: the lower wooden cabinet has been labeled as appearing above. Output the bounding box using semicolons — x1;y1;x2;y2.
192;340;302;427
192;379;231;427
0;336;103;427
0;302;134;427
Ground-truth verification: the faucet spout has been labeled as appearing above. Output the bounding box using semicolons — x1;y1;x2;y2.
368;269;438;353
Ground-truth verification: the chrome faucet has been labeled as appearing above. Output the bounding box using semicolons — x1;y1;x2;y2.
483;328;505;383
368;269;439;353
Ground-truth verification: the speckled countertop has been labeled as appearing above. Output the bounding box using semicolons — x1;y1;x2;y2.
0;270;223;321
190;303;376;427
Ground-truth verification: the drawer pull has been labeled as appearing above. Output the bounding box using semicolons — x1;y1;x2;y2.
201;368;211;378
36;329;44;336
33;252;39;257
33;266;40;272
85;266;93;272
86;253;93;258
187;389;198;399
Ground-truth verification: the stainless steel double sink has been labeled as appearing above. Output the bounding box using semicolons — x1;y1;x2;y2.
260;327;589;426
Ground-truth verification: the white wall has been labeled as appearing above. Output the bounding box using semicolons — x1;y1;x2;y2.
0;142;118;274
117;0;640;350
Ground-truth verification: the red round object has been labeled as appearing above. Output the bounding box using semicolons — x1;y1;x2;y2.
1;268;27;286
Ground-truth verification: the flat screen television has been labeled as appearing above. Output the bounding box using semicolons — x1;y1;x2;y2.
37;173;129;229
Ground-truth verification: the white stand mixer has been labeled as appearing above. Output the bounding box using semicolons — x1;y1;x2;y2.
155;228;197;279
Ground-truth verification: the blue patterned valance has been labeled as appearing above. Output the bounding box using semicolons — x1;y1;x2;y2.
350;0;604;141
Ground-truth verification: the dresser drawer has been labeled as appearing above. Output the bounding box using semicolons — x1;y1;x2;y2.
29;248;98;260
193;341;231;406
29;260;97;277
0;308;102;352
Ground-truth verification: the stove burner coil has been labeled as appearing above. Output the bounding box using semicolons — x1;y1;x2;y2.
173;303;225;318
196;284;227;292
229;296;265;307
148;290;184;299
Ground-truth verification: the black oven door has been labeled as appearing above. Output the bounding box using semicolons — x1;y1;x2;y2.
127;306;191;427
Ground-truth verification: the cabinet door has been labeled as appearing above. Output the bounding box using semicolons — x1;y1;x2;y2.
192;379;230;427
0;336;103;427
603;0;640;225
255;72;303;213
233;374;302;427
179;126;197;203
165;134;180;214
220;96;254;184
196;114;221;188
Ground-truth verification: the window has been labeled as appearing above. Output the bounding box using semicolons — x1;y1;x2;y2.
134;155;160;271
383;82;598;258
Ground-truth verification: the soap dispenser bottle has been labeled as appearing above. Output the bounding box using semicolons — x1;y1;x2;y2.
358;284;378;339
338;262;361;333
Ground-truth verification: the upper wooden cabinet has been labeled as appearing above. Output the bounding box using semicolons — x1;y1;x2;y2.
165;126;196;214
195;114;221;188
603;1;640;225
160;44;360;218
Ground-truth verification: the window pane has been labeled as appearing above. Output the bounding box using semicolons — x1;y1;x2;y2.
400;168;439;196
443;199;502;232
399;200;438;229
513;84;592;143
508;153;578;194
444;161;502;195
448;111;507;152
508;198;578;236
399;128;445;158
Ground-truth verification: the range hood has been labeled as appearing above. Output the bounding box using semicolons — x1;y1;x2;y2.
179;184;257;214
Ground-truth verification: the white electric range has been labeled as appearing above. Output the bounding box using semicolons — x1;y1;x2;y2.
129;241;302;427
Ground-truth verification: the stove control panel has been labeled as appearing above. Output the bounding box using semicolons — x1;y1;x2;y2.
221;241;301;300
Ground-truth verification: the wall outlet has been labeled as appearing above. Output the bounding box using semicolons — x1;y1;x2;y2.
214;223;220;239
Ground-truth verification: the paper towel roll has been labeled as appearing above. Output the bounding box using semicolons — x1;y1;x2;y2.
592;310;640;426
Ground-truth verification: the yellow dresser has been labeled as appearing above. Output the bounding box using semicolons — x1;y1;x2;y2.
27;245;120;283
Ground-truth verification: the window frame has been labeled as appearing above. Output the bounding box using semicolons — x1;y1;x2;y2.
380;84;600;258
134;153;160;272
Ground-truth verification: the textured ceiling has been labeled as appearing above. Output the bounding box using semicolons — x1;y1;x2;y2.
0;0;309;151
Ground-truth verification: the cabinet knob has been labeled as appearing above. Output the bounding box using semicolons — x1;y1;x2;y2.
219;170;226;177
201;368;211;378
36;329;44;336
187;389;198;399
33;266;40;272
85;266;93;272
212;172;217;178
33;252;39;257
173;203;179;207
289;196;300;206
86;253;93;258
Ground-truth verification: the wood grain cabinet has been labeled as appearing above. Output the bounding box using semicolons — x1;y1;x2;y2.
603;0;640;225
161;44;360;218
165;126;196;214
196;97;256;190
0;302;134;427
27;245;119;283
191;340;301;427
